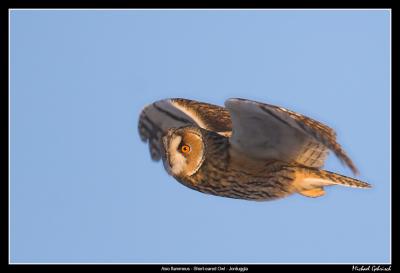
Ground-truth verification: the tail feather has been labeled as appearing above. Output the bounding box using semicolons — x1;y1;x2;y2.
294;167;371;194
315;170;371;188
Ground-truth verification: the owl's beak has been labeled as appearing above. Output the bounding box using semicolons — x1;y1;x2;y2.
161;128;177;175
161;128;174;153
161;135;170;163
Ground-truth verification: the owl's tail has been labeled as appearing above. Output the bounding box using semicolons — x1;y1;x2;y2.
293;167;371;198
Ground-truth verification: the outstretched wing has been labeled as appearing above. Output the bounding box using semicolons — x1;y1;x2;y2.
138;98;232;161
225;98;358;174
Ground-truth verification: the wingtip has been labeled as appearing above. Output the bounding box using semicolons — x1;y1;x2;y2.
348;164;360;176
334;148;360;176
347;161;360;176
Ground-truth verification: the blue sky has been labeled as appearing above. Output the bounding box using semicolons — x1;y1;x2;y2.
10;10;390;263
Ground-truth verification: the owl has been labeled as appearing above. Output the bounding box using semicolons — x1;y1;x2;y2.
138;98;371;201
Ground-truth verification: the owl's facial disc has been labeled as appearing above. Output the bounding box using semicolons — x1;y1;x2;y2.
162;127;205;177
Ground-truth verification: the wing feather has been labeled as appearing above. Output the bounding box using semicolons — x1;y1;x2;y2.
225;98;358;174
138;98;232;161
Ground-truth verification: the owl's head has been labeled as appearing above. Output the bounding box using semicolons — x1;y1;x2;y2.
161;126;206;177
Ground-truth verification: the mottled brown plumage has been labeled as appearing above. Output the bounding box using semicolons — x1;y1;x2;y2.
138;98;371;201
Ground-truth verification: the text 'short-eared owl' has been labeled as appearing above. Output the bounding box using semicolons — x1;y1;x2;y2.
138;98;371;201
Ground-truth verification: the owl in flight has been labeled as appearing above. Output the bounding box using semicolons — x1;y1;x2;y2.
138;98;371;201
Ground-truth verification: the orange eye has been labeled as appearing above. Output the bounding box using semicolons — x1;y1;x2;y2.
181;145;191;154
